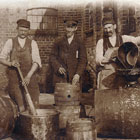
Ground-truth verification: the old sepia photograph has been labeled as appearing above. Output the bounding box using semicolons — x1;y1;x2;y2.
0;0;140;139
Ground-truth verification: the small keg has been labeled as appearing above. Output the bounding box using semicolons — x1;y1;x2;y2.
66;118;95;140
54;83;80;106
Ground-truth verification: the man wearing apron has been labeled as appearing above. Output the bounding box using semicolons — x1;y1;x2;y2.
96;17;136;89
0;19;41;112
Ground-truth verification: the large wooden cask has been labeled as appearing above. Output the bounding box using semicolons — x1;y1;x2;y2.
95;88;140;138
0;95;18;139
0;65;9;91
54;83;80;106
66;118;96;140
14;109;59;140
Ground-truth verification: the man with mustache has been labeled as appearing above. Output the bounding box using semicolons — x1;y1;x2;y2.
96;17;136;89
0;19;41;112
50;19;87;88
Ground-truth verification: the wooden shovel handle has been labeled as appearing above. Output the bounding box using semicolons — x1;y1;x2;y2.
17;66;37;115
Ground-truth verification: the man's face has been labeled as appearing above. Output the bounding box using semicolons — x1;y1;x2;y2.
103;24;116;37
65;25;77;38
17;26;29;39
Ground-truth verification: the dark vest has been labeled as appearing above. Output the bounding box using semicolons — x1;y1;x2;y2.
10;36;32;77
103;34;123;55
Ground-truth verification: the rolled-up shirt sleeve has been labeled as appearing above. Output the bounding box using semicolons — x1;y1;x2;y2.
122;35;137;44
31;40;42;68
0;39;13;61
96;39;105;66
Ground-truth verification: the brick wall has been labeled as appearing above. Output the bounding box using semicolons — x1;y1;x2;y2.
83;1;140;90
0;8;26;51
0;1;140;92
57;6;84;38
0;5;85;93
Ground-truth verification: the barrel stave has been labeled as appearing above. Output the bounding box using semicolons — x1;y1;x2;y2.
0;96;17;139
66;118;95;140
95;88;140;138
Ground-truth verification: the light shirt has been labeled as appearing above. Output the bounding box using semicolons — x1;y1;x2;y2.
135;36;140;46
0;37;42;67
96;35;137;66
68;34;74;44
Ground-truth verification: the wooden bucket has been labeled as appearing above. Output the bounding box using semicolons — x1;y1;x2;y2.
54;83;80;106
0;95;18;139
55;105;80;129
95;88;140;138
14;109;59;140
66;118;95;140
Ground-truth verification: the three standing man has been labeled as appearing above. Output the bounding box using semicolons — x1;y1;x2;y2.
1;15;137;112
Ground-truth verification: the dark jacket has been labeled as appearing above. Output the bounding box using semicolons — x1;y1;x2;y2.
50;35;87;85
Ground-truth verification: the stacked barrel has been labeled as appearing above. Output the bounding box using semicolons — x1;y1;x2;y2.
54;83;95;140
54;83;81;130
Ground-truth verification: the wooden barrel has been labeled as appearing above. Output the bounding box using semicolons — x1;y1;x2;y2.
55;105;80;129
0;95;18;139
95;88;140;138
66;118;95;140
54;83;80;106
14;109;59;140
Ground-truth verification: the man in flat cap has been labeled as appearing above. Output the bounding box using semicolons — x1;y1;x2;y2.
0;19;41;112
50;19;87;88
96;17;137;89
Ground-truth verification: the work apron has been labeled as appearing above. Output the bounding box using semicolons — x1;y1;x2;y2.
8;37;39;111
98;34;123;90
97;63;116;90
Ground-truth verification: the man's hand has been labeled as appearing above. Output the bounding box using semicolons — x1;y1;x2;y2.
22;75;31;86
11;60;20;67
110;48;118;59
101;58;110;64
72;74;80;85
58;66;66;75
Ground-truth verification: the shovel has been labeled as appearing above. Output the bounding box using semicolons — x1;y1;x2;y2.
17;66;38;116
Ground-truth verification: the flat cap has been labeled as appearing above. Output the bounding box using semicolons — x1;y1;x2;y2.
102;17;115;26
64;19;78;27
17;19;30;28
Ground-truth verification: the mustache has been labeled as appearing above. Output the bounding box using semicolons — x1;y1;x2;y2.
105;31;113;34
104;31;113;36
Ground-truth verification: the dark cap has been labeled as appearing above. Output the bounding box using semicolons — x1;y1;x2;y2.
17;19;30;28
102;17;115;26
64;19;78;27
